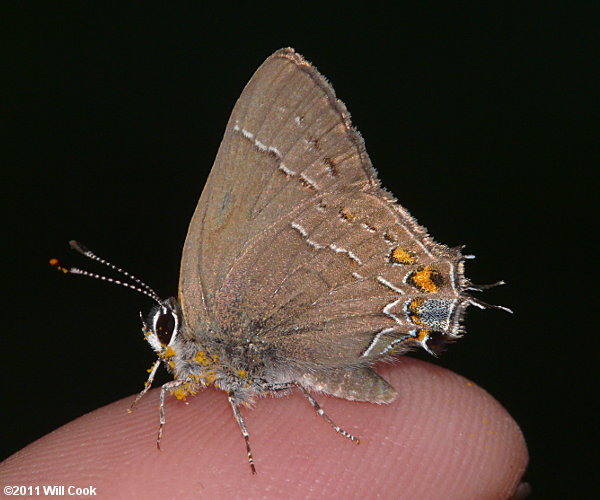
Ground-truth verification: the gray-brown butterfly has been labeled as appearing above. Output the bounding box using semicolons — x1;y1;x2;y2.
54;48;508;474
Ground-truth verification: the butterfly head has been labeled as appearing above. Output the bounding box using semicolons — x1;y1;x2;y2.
142;297;182;363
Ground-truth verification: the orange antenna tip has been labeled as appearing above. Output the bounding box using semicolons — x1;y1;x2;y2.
49;258;69;274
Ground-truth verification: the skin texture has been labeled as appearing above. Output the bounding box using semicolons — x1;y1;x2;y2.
0;359;527;499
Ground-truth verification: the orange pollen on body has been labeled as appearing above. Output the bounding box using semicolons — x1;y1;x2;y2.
390;246;416;265
237;369;248;378
203;371;218;385
172;381;198;400
173;387;188;400
162;346;176;360
195;351;214;366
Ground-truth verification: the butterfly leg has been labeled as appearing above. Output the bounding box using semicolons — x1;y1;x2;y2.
298;385;361;444
228;393;256;474
128;359;160;413
156;379;186;450
264;382;295;392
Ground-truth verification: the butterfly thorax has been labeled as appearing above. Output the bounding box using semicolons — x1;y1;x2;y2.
166;328;288;401
144;297;295;401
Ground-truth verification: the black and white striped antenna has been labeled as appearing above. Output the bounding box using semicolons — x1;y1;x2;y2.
50;240;161;303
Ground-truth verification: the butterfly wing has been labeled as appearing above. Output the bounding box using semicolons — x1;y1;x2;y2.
180;48;470;376
180;48;377;328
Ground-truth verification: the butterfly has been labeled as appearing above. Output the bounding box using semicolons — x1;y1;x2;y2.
54;48;508;473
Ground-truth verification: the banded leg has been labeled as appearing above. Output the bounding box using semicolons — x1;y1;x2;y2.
157;379;185;450
298;385;361;444
228;393;256;474
264;381;295;392
128;359;160;413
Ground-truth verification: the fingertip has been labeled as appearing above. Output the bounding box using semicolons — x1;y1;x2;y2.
376;360;529;499
0;359;527;499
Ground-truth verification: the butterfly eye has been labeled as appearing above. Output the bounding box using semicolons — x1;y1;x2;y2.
153;306;177;346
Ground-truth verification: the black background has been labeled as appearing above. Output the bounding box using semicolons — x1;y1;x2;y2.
2;3;596;498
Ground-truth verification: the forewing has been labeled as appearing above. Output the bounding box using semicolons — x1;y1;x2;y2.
179;48;378;330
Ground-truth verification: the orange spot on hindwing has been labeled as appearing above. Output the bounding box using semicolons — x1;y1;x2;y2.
339;208;356;221
389;246;416;265
407;266;443;293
